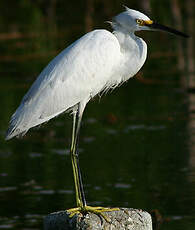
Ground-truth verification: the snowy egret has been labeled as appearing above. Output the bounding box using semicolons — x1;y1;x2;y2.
6;7;188;219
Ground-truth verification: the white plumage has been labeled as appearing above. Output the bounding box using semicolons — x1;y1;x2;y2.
6;7;187;140
5;7;188;216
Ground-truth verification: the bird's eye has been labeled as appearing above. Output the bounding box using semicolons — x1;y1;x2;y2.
136;19;145;26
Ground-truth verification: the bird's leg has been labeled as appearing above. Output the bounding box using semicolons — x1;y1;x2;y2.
67;104;119;222
70;107;86;208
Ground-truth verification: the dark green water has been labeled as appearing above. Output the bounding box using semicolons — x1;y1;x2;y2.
0;9;195;230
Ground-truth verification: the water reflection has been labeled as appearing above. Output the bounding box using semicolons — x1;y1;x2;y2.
52;148;70;155
1;76;195;229
124;124;166;132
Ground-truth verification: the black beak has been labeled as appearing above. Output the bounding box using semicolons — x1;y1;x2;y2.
148;22;189;38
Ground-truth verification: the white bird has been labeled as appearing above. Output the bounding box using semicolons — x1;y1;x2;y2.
5;7;188;219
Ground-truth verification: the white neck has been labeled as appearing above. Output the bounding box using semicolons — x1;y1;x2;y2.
112;29;147;81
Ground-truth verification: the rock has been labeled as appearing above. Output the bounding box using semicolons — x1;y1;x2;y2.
44;208;152;230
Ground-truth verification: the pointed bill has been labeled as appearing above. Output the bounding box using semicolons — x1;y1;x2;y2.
147;22;189;38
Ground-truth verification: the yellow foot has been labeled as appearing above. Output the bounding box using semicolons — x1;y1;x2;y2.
67;206;119;222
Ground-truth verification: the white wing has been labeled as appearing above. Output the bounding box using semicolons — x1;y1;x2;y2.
6;29;121;139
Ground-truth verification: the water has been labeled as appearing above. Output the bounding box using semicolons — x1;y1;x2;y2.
0;9;195;230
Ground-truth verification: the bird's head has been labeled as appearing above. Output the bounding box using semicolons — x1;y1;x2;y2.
112;7;189;38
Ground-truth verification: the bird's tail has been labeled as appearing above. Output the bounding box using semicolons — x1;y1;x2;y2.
5;111;28;140
5;103;30;140
5;124;27;140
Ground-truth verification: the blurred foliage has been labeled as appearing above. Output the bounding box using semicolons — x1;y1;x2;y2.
0;0;191;78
